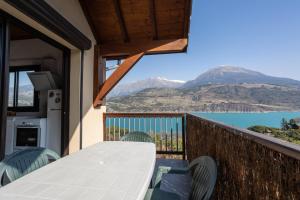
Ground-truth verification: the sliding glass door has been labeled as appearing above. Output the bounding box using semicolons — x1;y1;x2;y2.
0;16;10;160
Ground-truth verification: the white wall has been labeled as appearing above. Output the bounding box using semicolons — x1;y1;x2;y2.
9;39;63;117
45;0;95;41
10;39;63;75
46;0;106;153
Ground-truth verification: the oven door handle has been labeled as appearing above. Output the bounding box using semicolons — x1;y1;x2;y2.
16;126;40;128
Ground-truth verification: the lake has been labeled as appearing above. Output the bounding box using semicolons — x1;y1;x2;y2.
194;112;300;129
105;112;300;135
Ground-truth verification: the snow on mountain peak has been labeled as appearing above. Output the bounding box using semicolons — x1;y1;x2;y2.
155;77;186;83
108;76;185;98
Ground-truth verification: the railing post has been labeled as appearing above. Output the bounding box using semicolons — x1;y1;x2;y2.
182;114;186;160
104;113;187;157
103;113;106;141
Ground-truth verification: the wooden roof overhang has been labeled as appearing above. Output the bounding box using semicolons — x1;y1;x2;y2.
82;0;193;107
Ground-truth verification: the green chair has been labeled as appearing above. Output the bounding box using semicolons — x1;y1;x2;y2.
0;148;60;186
144;188;181;200
145;156;217;200
120;131;154;143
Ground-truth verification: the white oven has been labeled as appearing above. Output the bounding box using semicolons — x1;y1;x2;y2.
15;125;40;149
13;118;46;152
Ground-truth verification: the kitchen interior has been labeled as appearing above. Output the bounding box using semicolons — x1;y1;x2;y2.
5;23;66;156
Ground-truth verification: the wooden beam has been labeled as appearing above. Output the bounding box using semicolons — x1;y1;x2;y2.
93;45;106;104
149;0;158;40
183;0;192;38
113;0;129;43
100;38;187;59
93;52;144;107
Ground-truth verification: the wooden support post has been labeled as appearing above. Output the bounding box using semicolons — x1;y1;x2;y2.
93;45;106;105
93;52;144;107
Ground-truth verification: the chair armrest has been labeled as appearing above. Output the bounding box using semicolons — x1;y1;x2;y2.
0;169;13;187
154;166;189;188
45;149;60;159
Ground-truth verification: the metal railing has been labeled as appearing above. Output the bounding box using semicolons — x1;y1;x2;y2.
103;112;300;198
103;113;186;157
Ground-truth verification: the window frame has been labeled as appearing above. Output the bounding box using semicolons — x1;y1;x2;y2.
8;65;40;112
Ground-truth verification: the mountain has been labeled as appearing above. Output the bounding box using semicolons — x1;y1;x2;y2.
108;77;185;98
9;85;34;106
183;66;300;88
9;85;34;98
107;66;300;112
107;83;300;112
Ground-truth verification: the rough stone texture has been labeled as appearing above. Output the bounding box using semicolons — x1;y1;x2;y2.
186;114;300;200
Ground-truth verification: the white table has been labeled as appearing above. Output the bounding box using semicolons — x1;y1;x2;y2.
0;142;156;200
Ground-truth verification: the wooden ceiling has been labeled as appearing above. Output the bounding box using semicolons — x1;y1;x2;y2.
80;0;192;58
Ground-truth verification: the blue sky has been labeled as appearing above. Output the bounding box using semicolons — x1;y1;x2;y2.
108;0;300;83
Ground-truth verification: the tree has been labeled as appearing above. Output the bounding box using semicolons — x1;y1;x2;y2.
281;118;289;130
289;119;299;129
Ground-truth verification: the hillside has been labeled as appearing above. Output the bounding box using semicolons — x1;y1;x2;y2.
108;77;185;98
107;83;300;112
107;66;300;113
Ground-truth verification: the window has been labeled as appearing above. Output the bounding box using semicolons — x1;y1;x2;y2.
9;65;40;112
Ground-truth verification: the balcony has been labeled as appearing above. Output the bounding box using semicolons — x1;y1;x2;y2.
104;112;300;199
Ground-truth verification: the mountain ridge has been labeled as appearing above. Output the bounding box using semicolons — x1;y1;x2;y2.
182;66;300;88
108;77;185;98
109;66;300;98
107;66;300;112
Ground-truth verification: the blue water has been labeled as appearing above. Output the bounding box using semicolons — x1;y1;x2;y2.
106;112;300;134
194;112;300;128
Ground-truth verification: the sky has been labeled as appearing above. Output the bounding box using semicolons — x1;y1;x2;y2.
108;0;300;83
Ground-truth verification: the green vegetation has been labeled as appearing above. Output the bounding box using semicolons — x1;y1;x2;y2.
248;118;300;145
105;126;183;151
105;126;129;140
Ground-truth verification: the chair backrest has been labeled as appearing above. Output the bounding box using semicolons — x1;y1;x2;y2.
0;148;60;186
120;132;154;143
188;156;217;200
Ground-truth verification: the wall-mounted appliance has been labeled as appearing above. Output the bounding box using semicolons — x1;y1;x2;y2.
46;89;62;155
27;71;60;91
13;118;46;152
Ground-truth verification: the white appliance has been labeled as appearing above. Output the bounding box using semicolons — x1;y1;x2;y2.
13;118;47;152
46;89;62;155
27;71;59;91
